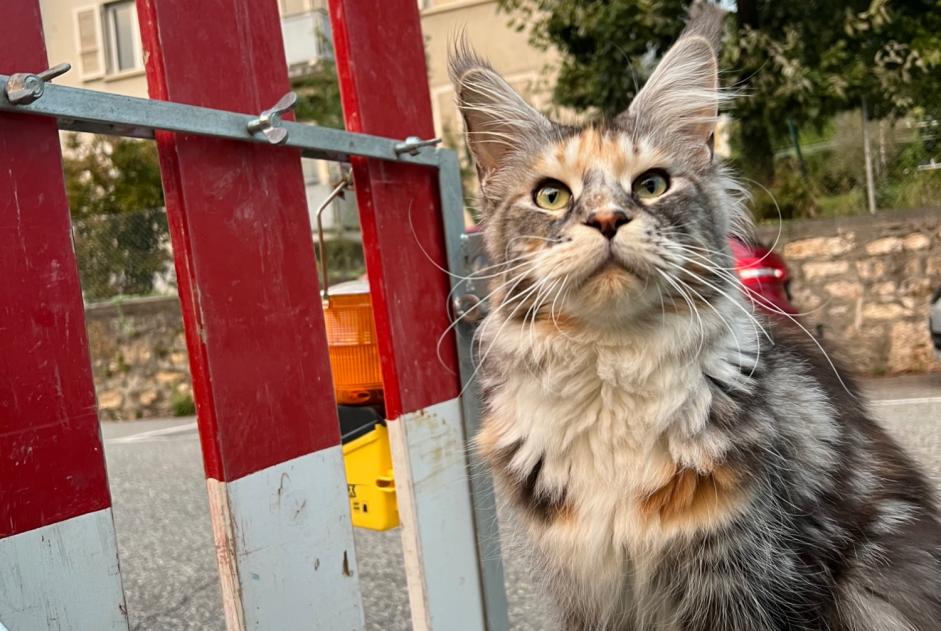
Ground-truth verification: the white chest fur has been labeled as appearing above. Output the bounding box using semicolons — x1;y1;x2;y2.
478;314;751;621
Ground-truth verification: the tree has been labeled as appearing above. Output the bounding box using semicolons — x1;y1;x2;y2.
500;0;687;116
63;134;168;300
498;0;941;184
293;59;346;129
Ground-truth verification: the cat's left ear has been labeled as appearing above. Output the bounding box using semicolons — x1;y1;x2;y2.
624;8;724;156
449;44;552;179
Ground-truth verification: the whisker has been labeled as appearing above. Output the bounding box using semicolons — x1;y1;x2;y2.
456;279;547;399
437;259;545;372
656;269;708;359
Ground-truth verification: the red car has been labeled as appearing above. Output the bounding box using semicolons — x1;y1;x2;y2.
728;237;797;316
459;228;797;317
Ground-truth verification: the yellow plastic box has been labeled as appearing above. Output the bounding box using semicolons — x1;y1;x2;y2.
342;422;399;531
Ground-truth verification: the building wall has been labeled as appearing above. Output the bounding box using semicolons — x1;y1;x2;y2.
40;0;329;98
40;0;149;97
420;0;557;143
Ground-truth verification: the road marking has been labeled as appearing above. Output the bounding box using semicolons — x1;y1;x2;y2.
870;396;941;407
106;421;198;444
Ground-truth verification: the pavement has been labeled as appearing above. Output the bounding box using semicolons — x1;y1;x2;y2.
100;374;941;630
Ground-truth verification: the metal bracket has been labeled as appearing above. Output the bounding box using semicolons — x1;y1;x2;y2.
394;135;441;156
450;231;489;326
315;171;354;306
247;91;297;144
4;63;71;105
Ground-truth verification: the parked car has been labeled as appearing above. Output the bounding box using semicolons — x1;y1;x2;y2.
728;237;797;316
931;284;941;361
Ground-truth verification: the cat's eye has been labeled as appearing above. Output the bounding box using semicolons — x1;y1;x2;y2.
632;170;670;200
533;180;572;211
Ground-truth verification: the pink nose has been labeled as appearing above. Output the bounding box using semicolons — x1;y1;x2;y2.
584;210;630;239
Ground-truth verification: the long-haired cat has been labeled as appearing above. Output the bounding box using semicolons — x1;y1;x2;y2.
449;8;941;631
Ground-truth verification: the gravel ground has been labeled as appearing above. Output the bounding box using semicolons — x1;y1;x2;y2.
102;375;941;630
103;424;555;631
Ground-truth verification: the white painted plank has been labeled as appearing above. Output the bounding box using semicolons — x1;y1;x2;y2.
0;508;128;631
206;446;364;631
388;397;486;631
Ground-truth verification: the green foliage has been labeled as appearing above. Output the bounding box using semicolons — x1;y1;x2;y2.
172;391;196;417
500;0;687;117
745;111;941;222
63;134;168;300
315;237;366;285
294;60;345;129
877;133;941;209
748;157;817;221
498;0;941;190
726;0;941;134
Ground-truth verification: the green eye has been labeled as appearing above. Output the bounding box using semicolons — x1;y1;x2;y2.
533;180;572;211
632;170;670;199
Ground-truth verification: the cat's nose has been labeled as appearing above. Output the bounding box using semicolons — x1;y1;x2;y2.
584;209;630;239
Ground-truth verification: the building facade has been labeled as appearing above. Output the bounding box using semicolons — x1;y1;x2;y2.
37;0;555;231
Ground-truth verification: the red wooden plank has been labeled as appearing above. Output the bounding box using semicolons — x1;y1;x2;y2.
137;0;340;482
0;1;112;537
328;0;460;420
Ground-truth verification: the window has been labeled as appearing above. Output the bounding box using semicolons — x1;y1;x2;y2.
103;1;143;75
75;2;143;80
74;6;104;78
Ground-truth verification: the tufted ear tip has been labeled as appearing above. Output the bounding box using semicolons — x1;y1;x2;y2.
683;1;726;56
448;37;550;176
626;32;723;149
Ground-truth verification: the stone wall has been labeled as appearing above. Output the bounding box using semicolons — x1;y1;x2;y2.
84;209;939;420
756;208;941;375
85;296;192;420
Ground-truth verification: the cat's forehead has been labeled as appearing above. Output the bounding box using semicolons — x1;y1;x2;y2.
531;126;669;183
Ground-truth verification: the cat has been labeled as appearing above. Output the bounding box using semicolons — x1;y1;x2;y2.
449;7;941;631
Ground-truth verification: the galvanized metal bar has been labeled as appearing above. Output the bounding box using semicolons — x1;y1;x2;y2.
0;75;439;166
437;150;511;631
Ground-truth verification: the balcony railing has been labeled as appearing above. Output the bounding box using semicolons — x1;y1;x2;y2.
281;10;332;77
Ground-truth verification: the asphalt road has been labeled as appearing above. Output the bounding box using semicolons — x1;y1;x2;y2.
101;374;941;631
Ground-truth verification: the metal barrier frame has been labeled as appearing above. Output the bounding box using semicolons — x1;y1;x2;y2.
0;0;506;629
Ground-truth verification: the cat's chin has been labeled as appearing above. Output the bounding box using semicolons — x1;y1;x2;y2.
575;262;645;311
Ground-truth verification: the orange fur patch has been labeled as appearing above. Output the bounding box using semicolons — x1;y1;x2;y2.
476;420;501;459
553;502;578;525
640;465;743;530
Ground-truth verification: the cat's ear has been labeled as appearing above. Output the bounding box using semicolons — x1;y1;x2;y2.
449;43;551;177
625;5;725;152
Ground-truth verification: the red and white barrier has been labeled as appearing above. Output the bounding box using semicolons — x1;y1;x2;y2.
1;1;498;628
0;4;127;629
330;2;488;628
136;1;362;628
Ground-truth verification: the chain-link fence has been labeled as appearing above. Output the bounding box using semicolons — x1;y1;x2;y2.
66;151;367;305
742;110;941;222
71;206;176;302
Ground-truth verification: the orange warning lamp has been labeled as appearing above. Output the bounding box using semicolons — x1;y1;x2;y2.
322;279;384;406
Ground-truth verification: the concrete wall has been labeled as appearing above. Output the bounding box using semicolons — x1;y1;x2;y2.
757;208;941;375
